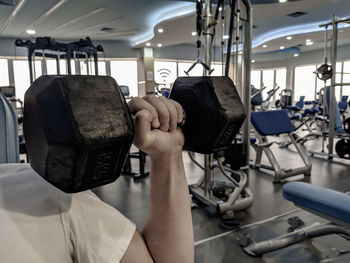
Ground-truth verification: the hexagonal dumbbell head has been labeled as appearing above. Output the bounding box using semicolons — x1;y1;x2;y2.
170;76;246;154
24;75;134;193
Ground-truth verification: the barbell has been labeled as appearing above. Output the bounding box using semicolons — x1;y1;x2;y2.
24;75;246;193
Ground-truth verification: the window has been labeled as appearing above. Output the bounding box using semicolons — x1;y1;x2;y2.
251;70;261;90
80;61;88;75
34;61;43;79
154;61;177;85
294;65;316;101
178;62;203;77
0;59;9;86
13;60;30;102
262;69;274;100
211;64;223;76
110;60;138;97
342;61;350;98
87;61;107;76
46;60;57;75
275;68;287;91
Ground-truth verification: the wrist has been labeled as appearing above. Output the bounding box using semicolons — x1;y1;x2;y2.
149;148;183;163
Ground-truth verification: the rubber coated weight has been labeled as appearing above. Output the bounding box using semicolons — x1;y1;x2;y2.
170;76;246;154
344;118;350;134
24;75;134;193
335;139;350;158
315;64;333;81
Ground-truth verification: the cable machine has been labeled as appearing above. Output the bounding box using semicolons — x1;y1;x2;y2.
188;0;253;223
310;15;350;160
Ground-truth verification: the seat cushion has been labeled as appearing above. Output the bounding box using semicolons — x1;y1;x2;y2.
283;182;350;224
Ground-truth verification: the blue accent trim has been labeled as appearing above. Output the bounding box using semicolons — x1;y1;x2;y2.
131;2;195;46
253;20;350;48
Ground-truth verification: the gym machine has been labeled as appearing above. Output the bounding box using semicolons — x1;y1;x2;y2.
15;36;104;84
309;15;350;160
185;0;253;222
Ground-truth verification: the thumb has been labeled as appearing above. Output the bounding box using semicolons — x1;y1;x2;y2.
133;109;154;150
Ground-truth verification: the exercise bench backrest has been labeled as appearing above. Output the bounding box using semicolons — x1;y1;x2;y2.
295;96;305;109
339;96;348;112
0;92;20;163
251;110;294;136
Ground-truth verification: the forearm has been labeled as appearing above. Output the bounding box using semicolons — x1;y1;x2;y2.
142;151;194;263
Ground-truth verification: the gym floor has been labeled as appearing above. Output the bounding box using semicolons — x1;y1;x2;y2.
92;134;350;262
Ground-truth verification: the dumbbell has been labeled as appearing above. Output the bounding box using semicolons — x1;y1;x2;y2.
24;75;246;193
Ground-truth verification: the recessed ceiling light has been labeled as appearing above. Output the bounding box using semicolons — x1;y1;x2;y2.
279;0;287;2
146;42;151;47
158;28;164;33
280;46;285;50
223;35;229;40
26;29;36;35
192;31;197;36
286;36;292;40
219;7;222;11
157;43;162;48
252;60;255;63
262;44;267;48
294;53;299;57
239;51;243;54
306;41;314;46
306;39;311;42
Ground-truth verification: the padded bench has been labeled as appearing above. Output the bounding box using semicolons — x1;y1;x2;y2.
250;110;312;183
283;182;350;225
240;182;350;257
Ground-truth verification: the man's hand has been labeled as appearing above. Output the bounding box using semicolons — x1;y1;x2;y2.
128;95;185;157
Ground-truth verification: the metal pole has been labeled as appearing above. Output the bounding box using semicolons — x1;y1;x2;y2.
94;53;99;75
241;0;252;177
328;15;338;158
67;50;72;75
85;53;89;75
56;51;60;75
28;50;34;84
204;0;212;197
234;0;240;84
324;26;328;64
42;50;47;75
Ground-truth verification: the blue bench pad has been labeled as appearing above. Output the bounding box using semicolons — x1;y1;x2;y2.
251;110;294;136
283;182;350;224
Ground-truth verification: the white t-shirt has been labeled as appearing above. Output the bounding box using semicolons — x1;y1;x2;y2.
0;164;135;263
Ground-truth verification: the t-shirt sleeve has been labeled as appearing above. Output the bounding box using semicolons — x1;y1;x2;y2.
59;191;136;263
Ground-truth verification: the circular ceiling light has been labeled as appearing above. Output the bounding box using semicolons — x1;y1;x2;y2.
280;46;285;50
26;29;36;35
157;43;162;48
158;28;164;33
306;41;314;46
146;42;151;47
252;60;256;63
223;35;229;40
262;44;267;48
294;53;299;57
279;0;287;3
286;36;292;40
192;32;197;36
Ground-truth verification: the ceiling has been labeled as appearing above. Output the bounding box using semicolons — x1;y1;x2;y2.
0;0;350;61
